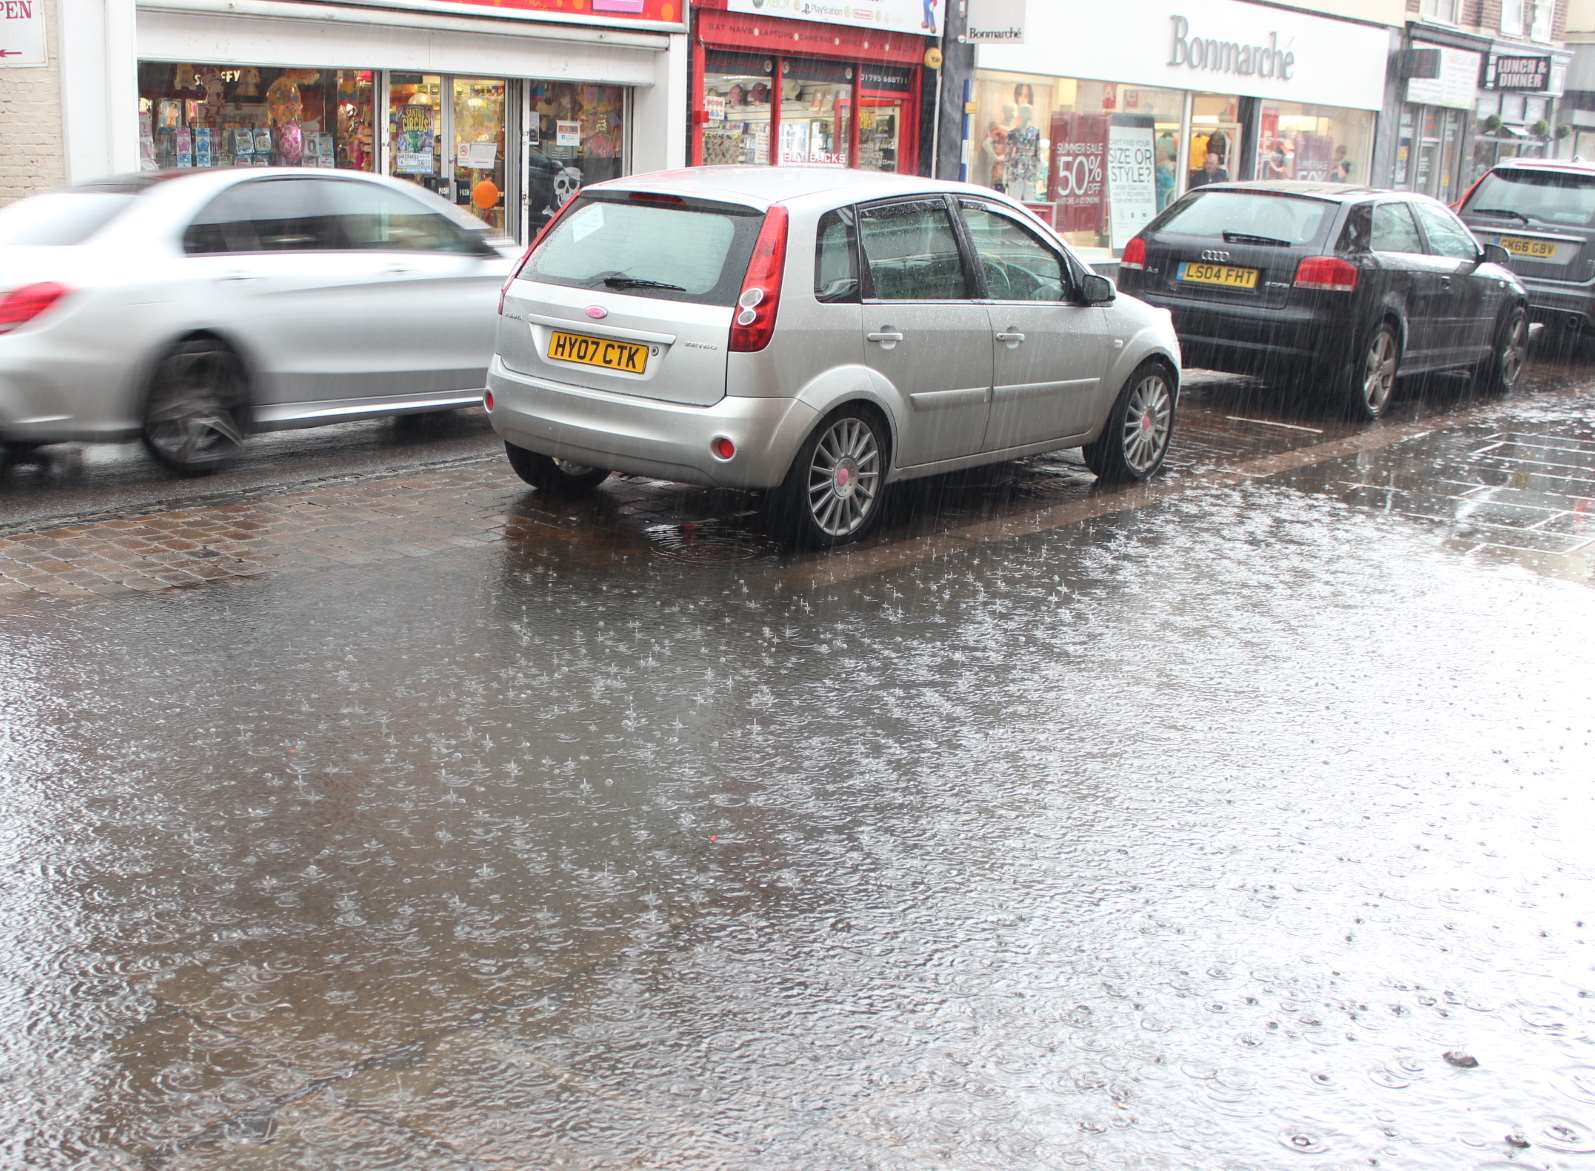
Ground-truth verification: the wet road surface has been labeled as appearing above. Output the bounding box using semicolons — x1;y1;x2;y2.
2;361;1594;1168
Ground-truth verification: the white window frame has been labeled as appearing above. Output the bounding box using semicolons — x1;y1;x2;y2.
1501;0;1526;36
1420;0;1459;23
1531;0;1553;41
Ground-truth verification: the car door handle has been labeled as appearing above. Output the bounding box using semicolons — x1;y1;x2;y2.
867;329;904;349
1438;275;1452;287
217;271;258;283
995;330;1026;346
384;266;413;276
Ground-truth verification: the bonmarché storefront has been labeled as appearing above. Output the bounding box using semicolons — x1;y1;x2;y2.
966;0;1393;260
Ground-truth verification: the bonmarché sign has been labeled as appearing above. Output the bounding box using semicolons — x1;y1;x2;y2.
1167;14;1294;80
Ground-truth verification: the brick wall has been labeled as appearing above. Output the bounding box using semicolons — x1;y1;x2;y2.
0;0;67;206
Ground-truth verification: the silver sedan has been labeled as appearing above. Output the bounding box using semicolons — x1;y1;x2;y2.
0;169;516;473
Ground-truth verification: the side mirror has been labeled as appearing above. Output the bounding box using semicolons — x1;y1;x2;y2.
1080;273;1116;305
1481;242;1512;267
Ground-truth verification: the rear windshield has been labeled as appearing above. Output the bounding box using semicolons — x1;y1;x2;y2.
0;192;137;246
1154;191;1335;246
1465;169;1595;228
525;194;764;306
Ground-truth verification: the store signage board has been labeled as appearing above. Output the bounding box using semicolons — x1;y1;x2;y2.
304;0;686;30
1049;113;1110;233
976;0;1387;111
1407;44;1483;109
1106;123;1156;251
965;0;1025;44
1492;55;1551;91
727;0;945;38
0;0;46;68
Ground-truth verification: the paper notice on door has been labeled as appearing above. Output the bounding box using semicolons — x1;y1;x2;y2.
556;121;581;148
458;141;497;168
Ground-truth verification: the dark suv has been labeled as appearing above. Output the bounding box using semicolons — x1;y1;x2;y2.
1116;181;1529;419
1457;158;1595;339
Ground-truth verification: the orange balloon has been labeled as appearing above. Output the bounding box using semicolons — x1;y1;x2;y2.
472;179;500;211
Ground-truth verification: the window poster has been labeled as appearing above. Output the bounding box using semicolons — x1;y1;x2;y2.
1106;123;1157;250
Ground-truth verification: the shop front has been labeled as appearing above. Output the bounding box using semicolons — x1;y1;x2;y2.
1469;48;1567;186
967;0;1391;258
688;1;940;172
126;0;686;242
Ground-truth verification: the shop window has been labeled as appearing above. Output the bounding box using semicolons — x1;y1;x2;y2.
859;66;913;173
958;202;1067;302
1371;202;1425;253
703;52;775;166
779;59;851;168
814;209;859;302
858;200;969;301
1258;102;1374;185
526;82;627;232
969;71;1182;254
138;63;376;173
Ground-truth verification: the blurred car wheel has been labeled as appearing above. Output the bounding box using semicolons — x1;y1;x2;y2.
140;336;249;475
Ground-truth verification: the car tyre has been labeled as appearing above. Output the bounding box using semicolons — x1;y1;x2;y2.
504;442;610;495
140;336;249;475
1082;361;1177;483
768;406;889;549
1339;320;1401;421
1479;304;1528;395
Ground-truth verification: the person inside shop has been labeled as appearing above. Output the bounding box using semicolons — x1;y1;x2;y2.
1262;139;1291;180
1190;150;1230;188
1334;144;1353;182
1155;144;1176;212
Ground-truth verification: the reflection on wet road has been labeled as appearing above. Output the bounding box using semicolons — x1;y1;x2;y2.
1;363;1593;1168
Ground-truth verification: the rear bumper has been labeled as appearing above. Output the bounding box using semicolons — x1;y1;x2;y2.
1;321;142;446
1517;276;1595;330
485;356;820;491
1128;290;1343;374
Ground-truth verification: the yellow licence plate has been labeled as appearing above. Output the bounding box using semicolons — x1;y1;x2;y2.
547;331;649;374
1500;236;1557;258
1178;262;1259;290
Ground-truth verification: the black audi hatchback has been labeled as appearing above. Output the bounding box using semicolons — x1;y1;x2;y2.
1116;182;1530;419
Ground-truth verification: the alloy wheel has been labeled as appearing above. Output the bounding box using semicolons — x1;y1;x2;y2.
807;416;881;539
1363;329;1397;415
1500;313;1527;389
1120;372;1174;475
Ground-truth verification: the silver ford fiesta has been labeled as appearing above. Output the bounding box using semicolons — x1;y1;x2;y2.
487;167;1182;547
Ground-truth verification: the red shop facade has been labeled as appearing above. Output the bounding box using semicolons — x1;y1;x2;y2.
690;3;929;174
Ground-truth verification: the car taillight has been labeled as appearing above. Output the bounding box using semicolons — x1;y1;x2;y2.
729;205;789;353
499;192;582;315
0;282;70;332
1293;256;1359;293
1121;236;1147;270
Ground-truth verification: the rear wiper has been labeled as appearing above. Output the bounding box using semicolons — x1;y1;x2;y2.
1221;230;1291;246
602;276;686;291
1469;207;1530;224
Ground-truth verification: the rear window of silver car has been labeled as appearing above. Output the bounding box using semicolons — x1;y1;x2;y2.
1467;169;1595;227
524;194;764;307
0;193;136;246
1156;191;1335;246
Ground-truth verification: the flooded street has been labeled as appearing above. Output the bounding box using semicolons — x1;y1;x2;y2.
3;367;1594;1169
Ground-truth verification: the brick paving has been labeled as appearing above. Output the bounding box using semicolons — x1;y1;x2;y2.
2;380;1592;611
